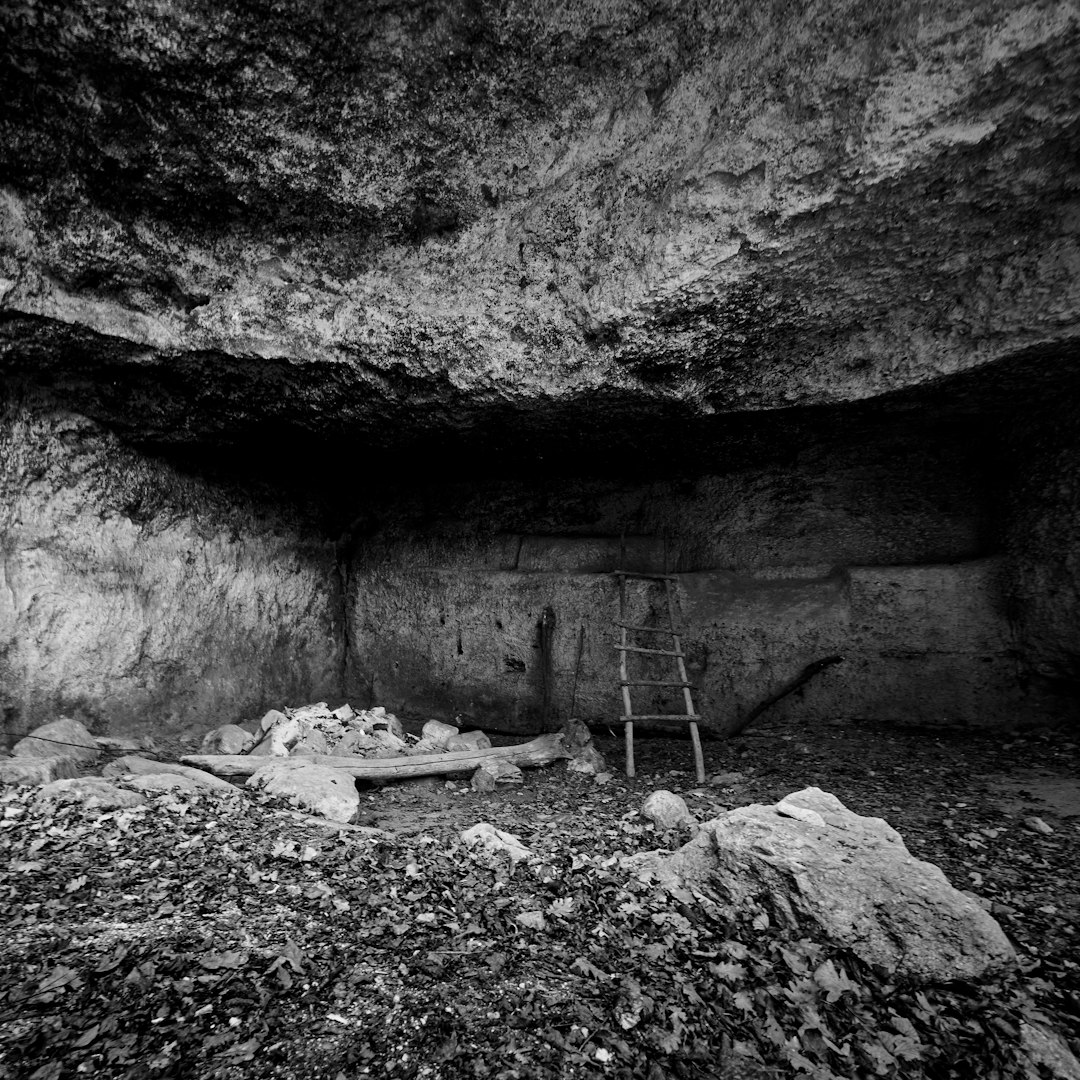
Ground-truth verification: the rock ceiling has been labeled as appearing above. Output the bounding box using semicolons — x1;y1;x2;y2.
1;0;1078;471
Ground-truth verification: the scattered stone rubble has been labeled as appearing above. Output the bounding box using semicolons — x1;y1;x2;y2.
0;706;581;823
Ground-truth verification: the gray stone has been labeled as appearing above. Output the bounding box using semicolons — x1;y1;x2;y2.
594;771;614;786
624;787;1016;983
14;718;99;765
35;777;146;810
95;736;144;753
421;720;459;748
200;724;255;755
445;730;491;752
103;755;236;792
1018;1021;1080;1080
246;761;360;823
460;822;531;865
258;709;290;734
470;766;497;792
641;790;695;831
0;757;81;785
567;744;606;776
1024;815;1054;835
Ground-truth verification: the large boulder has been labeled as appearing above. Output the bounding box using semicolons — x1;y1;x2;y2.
625;787;1016;983
246;762;359;823
13;718;99;765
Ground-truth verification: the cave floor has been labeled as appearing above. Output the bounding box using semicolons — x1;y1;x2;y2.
1;720;1077;1077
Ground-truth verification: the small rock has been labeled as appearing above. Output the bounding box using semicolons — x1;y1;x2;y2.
1024;816;1054;835
200;724;255;755
445;730;492;752
258;709;290;734
711;771;747;787
293;725;329;755
460;822;532;864
247;762;360;823
471;761;523;790
34;777;146;810
13;718;100;765
332;704;356;722
95;736;143;753
127;773;206;794
516;910;547;932
776;797;827;828
471;767;497;792
561;720;593;751
642;790;695;830
594;771;614;786
248;715;304;756
103;755;236;792
0;757;81;785
421;720;460;748
567;744;606;776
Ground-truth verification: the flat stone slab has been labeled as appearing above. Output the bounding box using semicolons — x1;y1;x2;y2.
103;755;236;792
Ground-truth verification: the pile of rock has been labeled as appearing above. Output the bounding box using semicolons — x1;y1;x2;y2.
200;702;418;759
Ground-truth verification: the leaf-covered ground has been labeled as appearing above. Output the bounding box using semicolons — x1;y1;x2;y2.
1;721;1077;1079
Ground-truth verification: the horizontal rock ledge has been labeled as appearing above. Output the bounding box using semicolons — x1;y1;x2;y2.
181;732;568;780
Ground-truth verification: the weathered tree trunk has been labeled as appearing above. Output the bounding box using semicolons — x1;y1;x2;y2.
181;732;568;780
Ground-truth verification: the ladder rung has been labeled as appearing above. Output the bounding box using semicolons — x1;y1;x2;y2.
615;644;684;657
615;621;676;633
613;570;677;580
621;714;700;721
621;679;693;687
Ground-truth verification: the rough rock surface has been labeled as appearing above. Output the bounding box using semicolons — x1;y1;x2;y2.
245;761;360;824
200;724;255;756
103;755;236;793
625;787;1017;983
13;717;100;764
0;400;345;739
34;777;146;810
1;0;1077;443
0;757;81;785
1;1;1078;735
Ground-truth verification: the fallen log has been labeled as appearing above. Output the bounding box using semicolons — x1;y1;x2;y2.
181;732;569;780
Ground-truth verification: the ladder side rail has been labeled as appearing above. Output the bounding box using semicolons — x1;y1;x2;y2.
664;579;706;784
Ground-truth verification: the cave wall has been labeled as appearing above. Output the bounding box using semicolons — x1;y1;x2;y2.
0;391;344;742
1004;399;1080;687
346;414;1050;732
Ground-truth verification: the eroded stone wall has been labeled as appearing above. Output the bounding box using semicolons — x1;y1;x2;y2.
1004;401;1080;687
0;391;344;742
346;414;1042;732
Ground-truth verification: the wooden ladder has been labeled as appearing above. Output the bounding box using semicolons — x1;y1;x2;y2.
614;569;706;783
